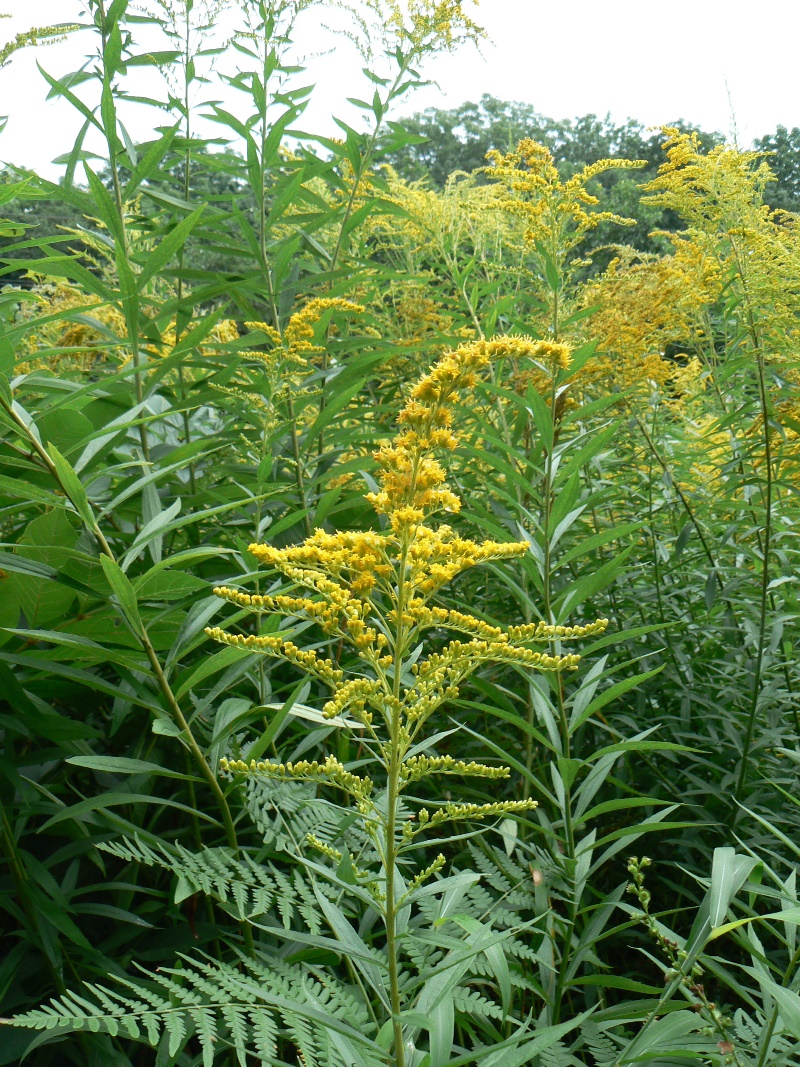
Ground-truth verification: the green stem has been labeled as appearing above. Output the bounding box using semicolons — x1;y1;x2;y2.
96;0;150;463
317;59;410;460
728;238;776;800
175;9;197;494
734;348;773;801
384;534;410;1067
286;390;312;537
632;411;733;613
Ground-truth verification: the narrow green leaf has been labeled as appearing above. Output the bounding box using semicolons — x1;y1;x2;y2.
100;555;143;634
41;793;220;830
66;755;198;780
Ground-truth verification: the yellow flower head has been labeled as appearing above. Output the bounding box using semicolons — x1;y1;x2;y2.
485;138;645;251
361;0;484;60
208;337;606;714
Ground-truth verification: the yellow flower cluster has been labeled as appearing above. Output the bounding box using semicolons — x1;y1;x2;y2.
412;638;582;674
212;581;380;643
210;299;364;425
14;284;127;375
507;618;608;642
209;338;605;863
209;342;604;716
531;340;571;371
407;527;529;596
641;128;775;233
241;298;363;373
204;626;343;685
368;336;546;523
220;754;372;803
400;755;510;784
248;529;393;600
417;798;538;830
486;139;644;252
322;678;382;723
391;635;584;732
373;0;484;57
365;172;512;367
641;128;800;379
579;245;717;397
306;833;377;890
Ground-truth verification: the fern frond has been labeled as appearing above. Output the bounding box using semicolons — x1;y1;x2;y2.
12;951;378;1064
100;836;276;919
453;987;504;1019
580;1020;623;1066
539;1039;584;1067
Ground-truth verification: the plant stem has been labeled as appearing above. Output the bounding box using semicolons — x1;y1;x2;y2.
735;346;773;800
175;3;197;493
317;59;410;460
96;0;150;463
727;238;776;800
384;534;410;1067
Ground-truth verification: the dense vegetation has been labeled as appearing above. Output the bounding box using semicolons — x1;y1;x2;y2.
1;3;800;1066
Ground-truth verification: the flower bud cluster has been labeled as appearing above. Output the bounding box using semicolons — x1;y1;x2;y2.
392;600;500;638
205;626;343;685
220;754;372;800
485;139;644;259
367;340;517;521
507;618;609;642
414;638;580;680
417;799;538;831
403;663;462;726
250;530;391;600
306;834;342;862
626;855;741;1063
246;298;364;366
401;755;510;784
407;527;529;596
213;586;342;635
530;340;572;371
405;854;447;895
322;678;381;725
214;383;269;410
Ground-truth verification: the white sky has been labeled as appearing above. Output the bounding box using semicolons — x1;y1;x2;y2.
1;0;799;175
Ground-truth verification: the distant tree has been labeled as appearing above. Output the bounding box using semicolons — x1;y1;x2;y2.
381;96;556;184
754;125;800;213
383;94;722;186
0;171;97;286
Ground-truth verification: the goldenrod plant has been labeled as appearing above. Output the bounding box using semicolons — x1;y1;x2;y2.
484;139;645;339
365;169;520;345
7;341;606;1063
3;4;800;1065
633;129;800;805
0;17;81;71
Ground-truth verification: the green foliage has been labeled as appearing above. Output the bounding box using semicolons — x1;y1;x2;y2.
754;124;800;213
0;2;799;1066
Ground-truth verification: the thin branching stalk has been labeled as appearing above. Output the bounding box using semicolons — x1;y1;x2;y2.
96;0;150;462
735;345;774;800
317;58;411;459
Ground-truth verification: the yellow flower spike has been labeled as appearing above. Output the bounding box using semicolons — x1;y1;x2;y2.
424;799;539;831
482;138;646;338
208;332;609;961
